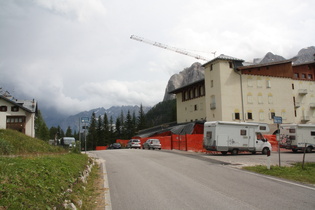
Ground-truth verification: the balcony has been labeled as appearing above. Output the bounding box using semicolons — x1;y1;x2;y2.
298;89;308;95
210;103;216;110
301;115;310;122
294;102;301;108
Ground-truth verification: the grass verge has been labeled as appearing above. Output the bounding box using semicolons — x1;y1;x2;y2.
0;153;89;209
243;162;315;185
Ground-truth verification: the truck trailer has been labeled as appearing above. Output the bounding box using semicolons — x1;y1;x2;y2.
279;124;315;153
203;121;272;155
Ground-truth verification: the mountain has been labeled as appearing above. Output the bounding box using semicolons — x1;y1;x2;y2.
292;46;315;65
52;105;151;132
259;52;286;64
163;62;205;101
163;46;315;101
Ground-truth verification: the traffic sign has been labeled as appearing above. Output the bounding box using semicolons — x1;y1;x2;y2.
273;116;282;124
81;117;89;123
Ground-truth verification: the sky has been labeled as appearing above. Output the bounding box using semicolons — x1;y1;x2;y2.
1;0;315;118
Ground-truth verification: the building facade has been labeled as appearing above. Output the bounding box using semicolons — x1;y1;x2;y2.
0;94;37;137
169;54;315;133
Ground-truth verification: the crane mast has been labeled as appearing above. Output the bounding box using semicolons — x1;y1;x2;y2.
130;35;209;61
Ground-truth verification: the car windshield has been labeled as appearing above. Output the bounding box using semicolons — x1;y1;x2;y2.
151;140;159;144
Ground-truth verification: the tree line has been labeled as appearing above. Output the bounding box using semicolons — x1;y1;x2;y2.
35;100;176;150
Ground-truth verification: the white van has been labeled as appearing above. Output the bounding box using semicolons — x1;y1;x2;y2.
279;124;315;153
203;121;271;155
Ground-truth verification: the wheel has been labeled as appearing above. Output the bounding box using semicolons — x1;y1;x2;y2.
148;147;150;150
251;151;256;155
292;148;298;153
159;148;161;150
305;146;312;153
221;151;228;155
152;148;155;150
262;147;269;155
142;147;144;149
231;149;238;155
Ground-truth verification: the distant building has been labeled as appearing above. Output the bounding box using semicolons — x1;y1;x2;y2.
0;94;37;137
169;54;315;133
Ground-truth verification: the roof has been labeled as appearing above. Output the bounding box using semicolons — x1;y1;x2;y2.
0;95;37;113
202;54;244;67
136;122;203;138
238;59;292;70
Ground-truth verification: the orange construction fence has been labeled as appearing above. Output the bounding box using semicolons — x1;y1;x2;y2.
116;134;280;153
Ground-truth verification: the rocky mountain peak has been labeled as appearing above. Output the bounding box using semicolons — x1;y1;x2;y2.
259;52;286;64
163;62;204;101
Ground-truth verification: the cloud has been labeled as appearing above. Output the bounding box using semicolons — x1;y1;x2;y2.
0;0;315;120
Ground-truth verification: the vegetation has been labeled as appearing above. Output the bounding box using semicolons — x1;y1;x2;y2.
243;163;315;185
83;100;177;150
0;154;89;209
0;129;64;155
0;129;100;209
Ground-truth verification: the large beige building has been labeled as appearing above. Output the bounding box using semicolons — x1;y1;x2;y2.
169;54;315;133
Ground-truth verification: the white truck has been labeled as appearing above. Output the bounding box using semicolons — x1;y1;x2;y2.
279;124;315;153
203;121;272;155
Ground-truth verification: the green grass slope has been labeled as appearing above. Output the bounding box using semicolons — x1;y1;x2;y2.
0;129;64;155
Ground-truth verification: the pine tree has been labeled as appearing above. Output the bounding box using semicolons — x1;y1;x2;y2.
96;115;103;146
125;110;133;139
65;126;72;137
87;112;97;150
35;110;50;141
103;113;109;146
137;104;146;131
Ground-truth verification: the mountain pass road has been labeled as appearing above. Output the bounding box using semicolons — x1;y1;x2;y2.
89;149;315;210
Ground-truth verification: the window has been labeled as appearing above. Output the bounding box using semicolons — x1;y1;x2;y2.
210;64;213;71
247;112;253;120
311;131;315;136
247;77;253;87
247;93;253;104
11;106;19;112
289;129;296;133
270;112;275;119
195;88;199;97
240;129;247;136
259;126;267;131
229;62;233;68
257;78;262;88
194;104;198;111
259;111;264;120
294;73;299;78
211;80;214;87
308;74;313;79
266;79;271;88
292;84;294;89
301;74;306;79
234;113;240;120
0;106;7;112
206;131;212;139
258;93;263;104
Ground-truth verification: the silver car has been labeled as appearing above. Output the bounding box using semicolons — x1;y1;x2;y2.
142;139;161;150
127;139;141;149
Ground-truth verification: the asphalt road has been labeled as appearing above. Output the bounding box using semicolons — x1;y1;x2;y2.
89;149;315;210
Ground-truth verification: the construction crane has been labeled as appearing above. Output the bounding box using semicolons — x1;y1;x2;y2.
130;35;209;61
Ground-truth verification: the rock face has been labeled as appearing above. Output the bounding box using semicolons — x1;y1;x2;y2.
163;62;205;101
259;52;286;64
292;46;315;65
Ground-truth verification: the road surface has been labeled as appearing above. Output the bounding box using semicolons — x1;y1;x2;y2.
89;149;315;210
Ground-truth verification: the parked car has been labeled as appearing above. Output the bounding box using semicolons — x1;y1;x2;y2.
127;139;141;149
109;143;121;149
142;139;161;150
